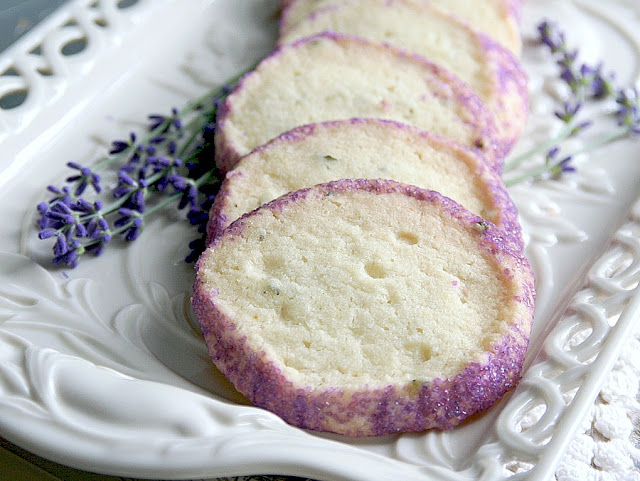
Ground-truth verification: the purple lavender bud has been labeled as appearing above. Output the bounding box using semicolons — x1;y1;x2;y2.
560;161;576;173
117;207;137;218
92;243;106;257
553;156;576;176
53;235;69;256
186;233;210;263
129;151;141;164
169;174;187;191
178;184;198;210
167;140;177;155
113;185;131;198
110;140;130;154
187;209;208;225
118;171;136;186
75;179;89;196
53;201;72;214
53;248;79;268
148;114;167;131
89;172;101;193
74;198;94;213
37;216;51;229
571;120;592;136
86;219;98;237
538;21;566;54
156;178;168;192
45;212;75;227
38;228;57;240
75;223;87;237
130;190;146;213
125;217;143;241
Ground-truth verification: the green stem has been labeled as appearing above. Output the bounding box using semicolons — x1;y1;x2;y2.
503;121;576;172
565;126;629;157
504;126;632;187
504;164;555;186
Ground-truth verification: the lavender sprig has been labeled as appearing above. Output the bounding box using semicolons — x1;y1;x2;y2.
504;20;636;186
35;66;251;268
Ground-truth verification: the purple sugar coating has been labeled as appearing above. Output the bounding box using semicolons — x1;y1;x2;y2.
207;119;524;248
193;179;536;436
508;0;524;22
214;32;503;175
205;169;242;245
478;32;529;159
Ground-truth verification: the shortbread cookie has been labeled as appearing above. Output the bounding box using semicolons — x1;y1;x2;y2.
207;119;522;247
192;179;535;436
215;33;501;174
280;0;522;56
279;0;528;155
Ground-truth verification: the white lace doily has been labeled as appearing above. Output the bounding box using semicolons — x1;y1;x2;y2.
554;328;640;481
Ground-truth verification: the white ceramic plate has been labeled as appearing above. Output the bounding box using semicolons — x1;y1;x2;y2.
0;0;639;479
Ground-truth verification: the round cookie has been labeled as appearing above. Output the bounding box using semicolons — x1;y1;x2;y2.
279;0;528;158
193;179;535;436
207;119;522;247
214;33;501;174
280;0;522;56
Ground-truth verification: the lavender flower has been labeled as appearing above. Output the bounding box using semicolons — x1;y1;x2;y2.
34;69;247;268
546;147;576;177
504;20;636;185
554;101;582;124
537;20;566;54
65;162;101;195
110;132;137;155
615;88;640;134
115;208;144;241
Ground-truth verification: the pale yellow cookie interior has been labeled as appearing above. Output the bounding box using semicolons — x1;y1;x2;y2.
280;0;494;103
282;0;521;55
200;189;521;388
222;122;501;230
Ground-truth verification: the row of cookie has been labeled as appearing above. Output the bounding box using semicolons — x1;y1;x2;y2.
192;0;535;436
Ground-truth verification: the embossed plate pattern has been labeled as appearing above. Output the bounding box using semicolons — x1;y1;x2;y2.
0;0;639;480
